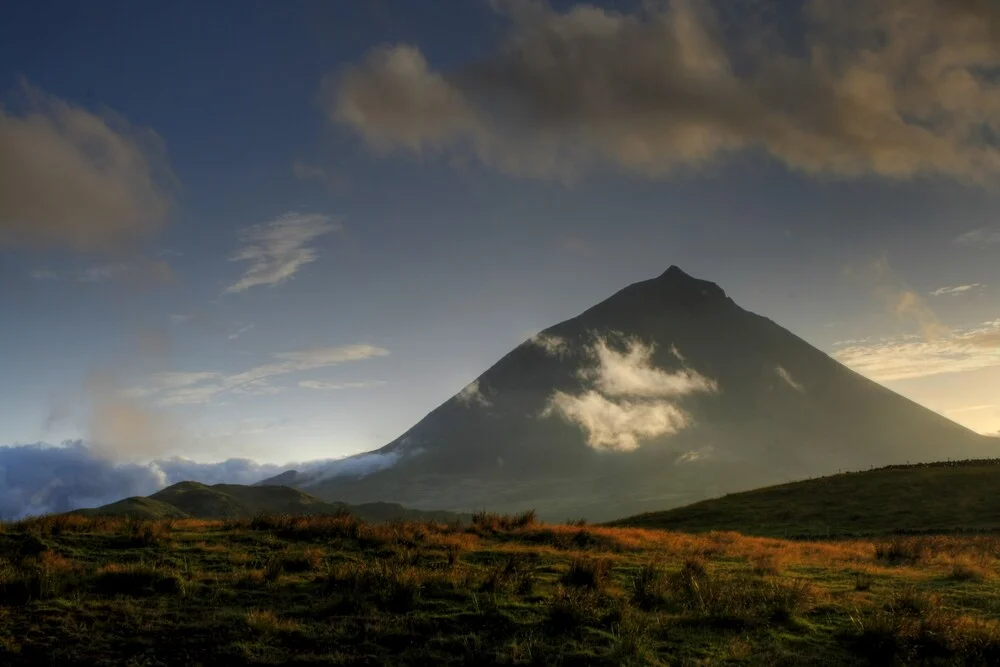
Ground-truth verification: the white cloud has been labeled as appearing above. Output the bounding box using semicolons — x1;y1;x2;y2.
547;390;690;452
132;343;389;406
228;324;254;340
834;320;1000;381
583;338;717;398
456;379;492;408
223;212;341;294
544;336;717;452
775;366;804;392
299;380;386;390
329;0;1000;183
930;284;984;297
528;332;569;356
0;83;174;252
954;228;1000;246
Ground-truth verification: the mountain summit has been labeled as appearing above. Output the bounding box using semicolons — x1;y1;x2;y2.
266;267;992;520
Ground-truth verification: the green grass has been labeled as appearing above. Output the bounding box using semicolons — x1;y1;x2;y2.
613;460;1000;537
3;513;1000;664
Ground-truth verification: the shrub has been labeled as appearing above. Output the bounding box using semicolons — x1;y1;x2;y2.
93;563;183;597
325;559;423;612
874;539;925;565
561;558;611;590
948;559;986;582
116;519;168;548
608;613;653;666
853;570;875;591
630;562;668;611
246;609;300;635
276;547;324;573
546;586;602;634
471;510;538;533
481;555;536;596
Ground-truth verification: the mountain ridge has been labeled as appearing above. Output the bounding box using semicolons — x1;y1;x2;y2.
261;266;992;521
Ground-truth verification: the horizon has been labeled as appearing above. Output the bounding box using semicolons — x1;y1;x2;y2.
2;0;1000;518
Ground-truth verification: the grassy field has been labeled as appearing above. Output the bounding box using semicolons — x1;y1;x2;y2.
3;513;1000;664
614;461;1000;538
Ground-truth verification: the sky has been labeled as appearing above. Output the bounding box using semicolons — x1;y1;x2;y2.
1;0;999;508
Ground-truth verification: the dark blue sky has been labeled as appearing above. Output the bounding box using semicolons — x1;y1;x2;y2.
2;0;998;465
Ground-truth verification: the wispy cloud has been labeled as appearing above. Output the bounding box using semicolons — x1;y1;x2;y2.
299;380;386;391
545;336;716;452
330;0;1000;183
292;159;349;191
28;260;173;284
456;379;492;408
132;343;389;406
228;324;254;340
223;212;341;294
834;320;1000;382
848;257;949;341
775;366;804;392
930;284;984;297
954;228;1000;247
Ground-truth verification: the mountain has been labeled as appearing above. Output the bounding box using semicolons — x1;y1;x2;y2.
75;481;468;522
262;266;993;521
612;459;1000;537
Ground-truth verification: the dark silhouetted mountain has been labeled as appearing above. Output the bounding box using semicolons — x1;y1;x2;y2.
74;481;468;522
262;267;994;521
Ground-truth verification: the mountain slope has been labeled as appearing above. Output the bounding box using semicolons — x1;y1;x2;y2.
612;460;1000;537
77;482;468;522
267;267;993;521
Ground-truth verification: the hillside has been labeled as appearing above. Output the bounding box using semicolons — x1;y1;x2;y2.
264;267;993;521
4;512;1000;665
613;460;1000;537
76;482;468;523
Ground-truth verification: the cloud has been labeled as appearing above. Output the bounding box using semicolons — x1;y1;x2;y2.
851;257;950;341
223;212;341;294
298;380;386;390
27;259;174;285
775;366;804;392
527;332;569;356
132;343;390;406
228;324;254;340
292;159;349;190
329;0;1000;183
954;228;1000;246
930;284;984;297
0;84;175;252
544;336;717;452
0;441;298;519
307;450;401;482
85;371;180;460
456;379;492;407
834;319;1000;381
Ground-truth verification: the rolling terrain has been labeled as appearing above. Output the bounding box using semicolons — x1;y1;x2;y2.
73;481;468;523
3;512;1000;665
614;460;1000;537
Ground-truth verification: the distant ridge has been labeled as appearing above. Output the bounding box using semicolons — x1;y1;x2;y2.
74;482;468;523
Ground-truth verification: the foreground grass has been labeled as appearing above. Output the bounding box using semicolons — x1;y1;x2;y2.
2;513;1000;664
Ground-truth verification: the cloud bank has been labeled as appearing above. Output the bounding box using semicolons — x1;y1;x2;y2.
834;320;1000;381
330;0;1000;182
456;379;492;408
0;441;290;519
545;336;717;452
0;84;174;252
224;212;341;294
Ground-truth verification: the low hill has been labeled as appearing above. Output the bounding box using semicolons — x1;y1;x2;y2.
613;459;1000;537
76;482;468;523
